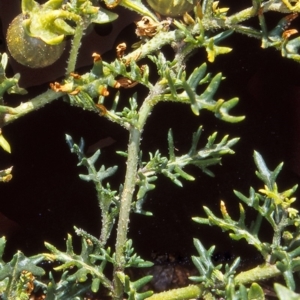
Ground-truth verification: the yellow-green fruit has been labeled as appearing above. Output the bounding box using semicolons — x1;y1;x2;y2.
146;0;197;17
6;14;65;68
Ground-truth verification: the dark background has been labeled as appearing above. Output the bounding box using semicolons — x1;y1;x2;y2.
0;1;300;269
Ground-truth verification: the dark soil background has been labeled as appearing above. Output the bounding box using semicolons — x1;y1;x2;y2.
0;0;300;276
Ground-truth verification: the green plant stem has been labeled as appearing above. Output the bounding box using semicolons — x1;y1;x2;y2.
112;93;157;298
99;201;115;247
234;263;281;285
66;19;85;75
224;4;259;25
113;126;141;299
123;29;185;63
1;89;64;126
80;156;113;247
146;284;204;300
146;261;300;299
272;211;289;248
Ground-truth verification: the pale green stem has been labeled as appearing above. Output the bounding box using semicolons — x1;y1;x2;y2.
145;262;298;299
234;263;281;285
146;284;204;300
272;210;289;248
230;25;262;39
113;126;141;299
225;5;259;25
112;91;158;299
2;89;64;126
225;0;293;26
66;19;85;75
123;29;185;63
77;151;113;247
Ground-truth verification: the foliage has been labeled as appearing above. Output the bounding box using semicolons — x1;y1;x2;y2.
0;237;45;300
193;152;300;299
1;0;300;299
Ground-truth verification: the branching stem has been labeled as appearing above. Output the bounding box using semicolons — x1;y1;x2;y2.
1;89;64;126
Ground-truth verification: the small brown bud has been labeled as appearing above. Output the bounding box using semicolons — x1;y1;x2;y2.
92;52;101;62
116;43;127;59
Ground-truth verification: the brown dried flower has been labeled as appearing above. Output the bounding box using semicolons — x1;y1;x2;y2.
282;29;298;39
92;52;102;62
116;43;127;59
50;82;76;94
116;77;138;88
135;16;159;37
70;72;81;79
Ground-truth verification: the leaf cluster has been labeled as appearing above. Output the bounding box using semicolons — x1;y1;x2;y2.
41;234;153;299
148;55;244;123
133;126;239;215
21;0;118;45
192;151;300;298
3;1;300;299
0;53;26;99
0;237;45;300
42;234;112;295
65;134;120;246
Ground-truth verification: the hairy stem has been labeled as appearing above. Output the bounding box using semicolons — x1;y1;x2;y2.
66;19;85;75
112;90;158;298
113;126;141;299
145;263;287;300
146;284;205;300
234;263;281;285
1;89;64;126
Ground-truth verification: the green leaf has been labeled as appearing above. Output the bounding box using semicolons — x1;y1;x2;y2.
116;271;154;300
131;275;153;291
0;251;45;281
43;234;112;291
0;132;11;153
91;7;118;24
274;283;300;300
254;151;282;188
165;69;178;99
188;126;203;156
187;63;207;90
182;79;199;115
174;166;195;181
248;283;265;300
43;0;64;10
239;284;248;299
22;0;39;13
91;277;101;293
199;72;222;102
215;97;245;123
117;0;159;21
168;129;175;160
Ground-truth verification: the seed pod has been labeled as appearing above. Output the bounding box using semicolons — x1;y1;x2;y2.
146;0;197;17
6;14;65;68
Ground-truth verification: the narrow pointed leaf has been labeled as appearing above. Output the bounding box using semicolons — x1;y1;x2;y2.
187;63;207;90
